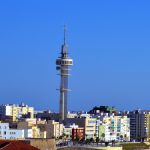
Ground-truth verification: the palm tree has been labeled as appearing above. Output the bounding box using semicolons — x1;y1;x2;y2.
90;137;94;144
96;137;99;146
70;135;72;141
62;133;66;143
66;134;69;140
124;134;127;141
94;133;96;140
59;135;63;139
101;133;105;141
110;133;112;141
85;134;88;140
75;135;80;143
120;135;123;141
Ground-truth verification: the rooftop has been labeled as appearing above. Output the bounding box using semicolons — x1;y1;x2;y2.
0;140;39;150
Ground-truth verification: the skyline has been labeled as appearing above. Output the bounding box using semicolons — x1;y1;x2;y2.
0;1;150;111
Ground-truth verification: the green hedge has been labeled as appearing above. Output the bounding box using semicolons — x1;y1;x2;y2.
120;143;149;150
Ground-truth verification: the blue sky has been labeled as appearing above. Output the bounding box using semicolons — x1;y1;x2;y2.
0;1;150;111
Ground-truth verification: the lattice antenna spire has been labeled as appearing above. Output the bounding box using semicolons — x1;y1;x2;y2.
64;25;67;45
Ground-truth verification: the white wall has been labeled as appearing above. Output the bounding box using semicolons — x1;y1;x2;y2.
24;129;32;138
0;123;24;139
5;106;12;116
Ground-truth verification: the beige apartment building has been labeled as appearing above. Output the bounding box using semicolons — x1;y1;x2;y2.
17;119;42;138
47;120;64;139
85;118;97;139
145;113;150;141
17;119;64;139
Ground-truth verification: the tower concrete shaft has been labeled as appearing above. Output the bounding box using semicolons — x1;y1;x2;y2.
56;26;73;121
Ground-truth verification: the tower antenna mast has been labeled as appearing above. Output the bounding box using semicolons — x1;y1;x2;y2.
56;26;73;122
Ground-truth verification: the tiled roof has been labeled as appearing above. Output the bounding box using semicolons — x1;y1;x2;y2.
0;140;39;150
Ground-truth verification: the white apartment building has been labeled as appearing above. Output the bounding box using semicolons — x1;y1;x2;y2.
0;123;24;139
0;103;34;121
99;115;130;141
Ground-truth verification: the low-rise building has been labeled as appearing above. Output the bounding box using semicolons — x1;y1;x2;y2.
0;123;24;139
36;111;59;121
65;117;97;139
72;128;85;140
64;123;79;140
0;140;39;150
17;121;41;138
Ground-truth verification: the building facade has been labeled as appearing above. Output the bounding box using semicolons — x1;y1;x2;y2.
72;128;85;140
0;103;34;121
129;110;146;141
99;115;130;141
0;123;24;139
48;120;64;139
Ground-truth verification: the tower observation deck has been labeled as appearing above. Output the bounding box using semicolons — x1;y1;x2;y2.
56;26;73;121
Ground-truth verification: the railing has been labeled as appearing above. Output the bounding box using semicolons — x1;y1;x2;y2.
56;141;122;148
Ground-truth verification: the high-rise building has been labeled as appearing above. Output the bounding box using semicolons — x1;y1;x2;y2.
0;103;34;122
56;26;73;121
99;115;130;141
129;110;147;141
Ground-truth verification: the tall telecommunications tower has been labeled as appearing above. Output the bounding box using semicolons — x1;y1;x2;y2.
56;26;73;121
